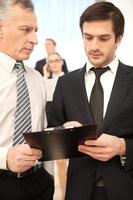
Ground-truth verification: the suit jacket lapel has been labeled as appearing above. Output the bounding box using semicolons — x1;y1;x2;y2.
71;65;93;124
103;62;133;131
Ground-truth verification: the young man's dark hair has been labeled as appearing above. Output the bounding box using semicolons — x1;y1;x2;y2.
80;1;125;40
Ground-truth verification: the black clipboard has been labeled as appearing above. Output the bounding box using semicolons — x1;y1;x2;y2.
23;125;98;161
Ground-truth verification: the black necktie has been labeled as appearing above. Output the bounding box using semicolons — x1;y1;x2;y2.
90;67;110;134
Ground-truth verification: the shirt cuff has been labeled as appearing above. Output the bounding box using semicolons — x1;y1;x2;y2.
0;147;9;169
120;155;126;167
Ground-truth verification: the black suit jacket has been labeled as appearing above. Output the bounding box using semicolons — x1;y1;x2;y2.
35;58;68;76
49;61;133;200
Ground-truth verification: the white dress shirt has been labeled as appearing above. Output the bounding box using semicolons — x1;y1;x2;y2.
85;58;126;165
0;52;47;169
85;57;119;116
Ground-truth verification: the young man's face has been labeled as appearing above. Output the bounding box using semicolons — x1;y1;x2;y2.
82;20;122;68
0;5;38;60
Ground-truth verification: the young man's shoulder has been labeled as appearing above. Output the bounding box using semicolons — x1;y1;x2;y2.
60;66;85;81
119;61;133;69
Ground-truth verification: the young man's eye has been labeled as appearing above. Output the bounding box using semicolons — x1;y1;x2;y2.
100;37;110;41
101;38;108;41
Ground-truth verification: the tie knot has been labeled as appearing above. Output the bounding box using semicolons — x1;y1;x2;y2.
15;61;24;70
91;67;110;78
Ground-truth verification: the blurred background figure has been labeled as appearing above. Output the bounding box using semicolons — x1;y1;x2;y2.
44;52;66;125
35;38;68;76
44;52;68;200
44;52;65;79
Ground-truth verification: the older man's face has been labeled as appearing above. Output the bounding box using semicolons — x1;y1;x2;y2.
0;4;38;60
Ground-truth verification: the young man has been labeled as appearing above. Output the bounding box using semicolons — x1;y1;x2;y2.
50;2;133;200
0;0;54;199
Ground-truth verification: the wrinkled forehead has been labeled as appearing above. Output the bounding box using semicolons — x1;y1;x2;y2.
6;4;37;25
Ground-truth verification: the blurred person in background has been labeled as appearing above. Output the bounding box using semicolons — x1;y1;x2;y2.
44;52;66;120
35;38;68;76
44;52;65;79
44;52;68;200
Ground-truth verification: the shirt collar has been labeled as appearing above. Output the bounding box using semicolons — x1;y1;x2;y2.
0;51;26;72
86;57;119;75
52;71;64;78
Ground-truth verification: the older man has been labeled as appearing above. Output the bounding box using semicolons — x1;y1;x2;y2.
0;0;54;199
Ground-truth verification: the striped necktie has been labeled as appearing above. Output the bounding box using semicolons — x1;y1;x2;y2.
13;61;31;145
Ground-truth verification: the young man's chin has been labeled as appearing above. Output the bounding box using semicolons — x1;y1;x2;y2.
90;59;104;68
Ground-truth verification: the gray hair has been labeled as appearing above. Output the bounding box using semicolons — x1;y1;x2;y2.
0;0;34;20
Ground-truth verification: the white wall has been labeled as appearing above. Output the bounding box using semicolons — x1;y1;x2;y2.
25;0;95;70
25;0;133;69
